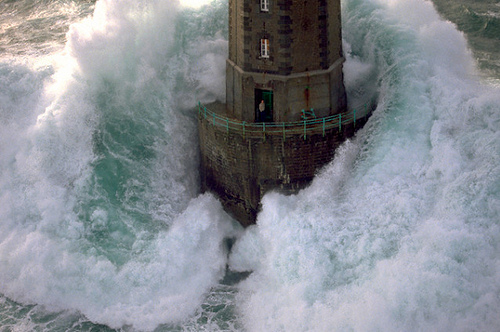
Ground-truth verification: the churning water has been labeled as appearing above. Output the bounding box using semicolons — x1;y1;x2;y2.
0;0;499;331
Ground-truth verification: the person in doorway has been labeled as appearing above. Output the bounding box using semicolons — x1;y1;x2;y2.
259;99;265;122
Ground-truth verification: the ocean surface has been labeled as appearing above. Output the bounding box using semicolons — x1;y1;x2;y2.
0;0;499;331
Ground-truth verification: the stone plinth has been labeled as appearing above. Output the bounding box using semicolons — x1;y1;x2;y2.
198;102;369;226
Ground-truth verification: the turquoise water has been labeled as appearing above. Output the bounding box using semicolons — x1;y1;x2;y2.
0;0;499;331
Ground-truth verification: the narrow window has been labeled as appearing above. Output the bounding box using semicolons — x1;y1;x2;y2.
260;38;269;58
260;0;269;12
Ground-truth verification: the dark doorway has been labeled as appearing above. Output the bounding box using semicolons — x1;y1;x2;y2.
255;89;273;122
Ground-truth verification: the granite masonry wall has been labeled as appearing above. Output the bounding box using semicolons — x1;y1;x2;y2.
199;108;369;226
226;0;347;122
206;0;353;226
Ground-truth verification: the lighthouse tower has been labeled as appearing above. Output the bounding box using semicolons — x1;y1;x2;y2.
199;0;356;226
226;0;346;122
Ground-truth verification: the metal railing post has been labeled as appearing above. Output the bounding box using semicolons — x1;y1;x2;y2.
196;101;364;140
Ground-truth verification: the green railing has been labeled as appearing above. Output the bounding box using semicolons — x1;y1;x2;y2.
198;102;366;140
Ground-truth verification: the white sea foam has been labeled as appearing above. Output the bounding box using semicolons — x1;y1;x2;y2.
229;0;500;331
0;0;234;330
1;0;499;330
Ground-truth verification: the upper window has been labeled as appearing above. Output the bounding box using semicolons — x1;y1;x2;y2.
260;0;269;12
260;38;269;58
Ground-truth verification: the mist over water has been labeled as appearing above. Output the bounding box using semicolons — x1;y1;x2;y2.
230;0;500;330
1;0;234;330
0;0;499;331
430;0;500;79
0;0;95;56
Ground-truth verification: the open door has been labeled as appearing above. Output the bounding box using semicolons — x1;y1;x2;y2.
255;89;273;122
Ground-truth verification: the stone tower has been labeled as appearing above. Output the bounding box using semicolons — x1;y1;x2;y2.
198;0;360;226
226;0;346;122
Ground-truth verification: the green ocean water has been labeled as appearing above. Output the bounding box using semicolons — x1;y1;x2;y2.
0;0;499;331
432;0;500;78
